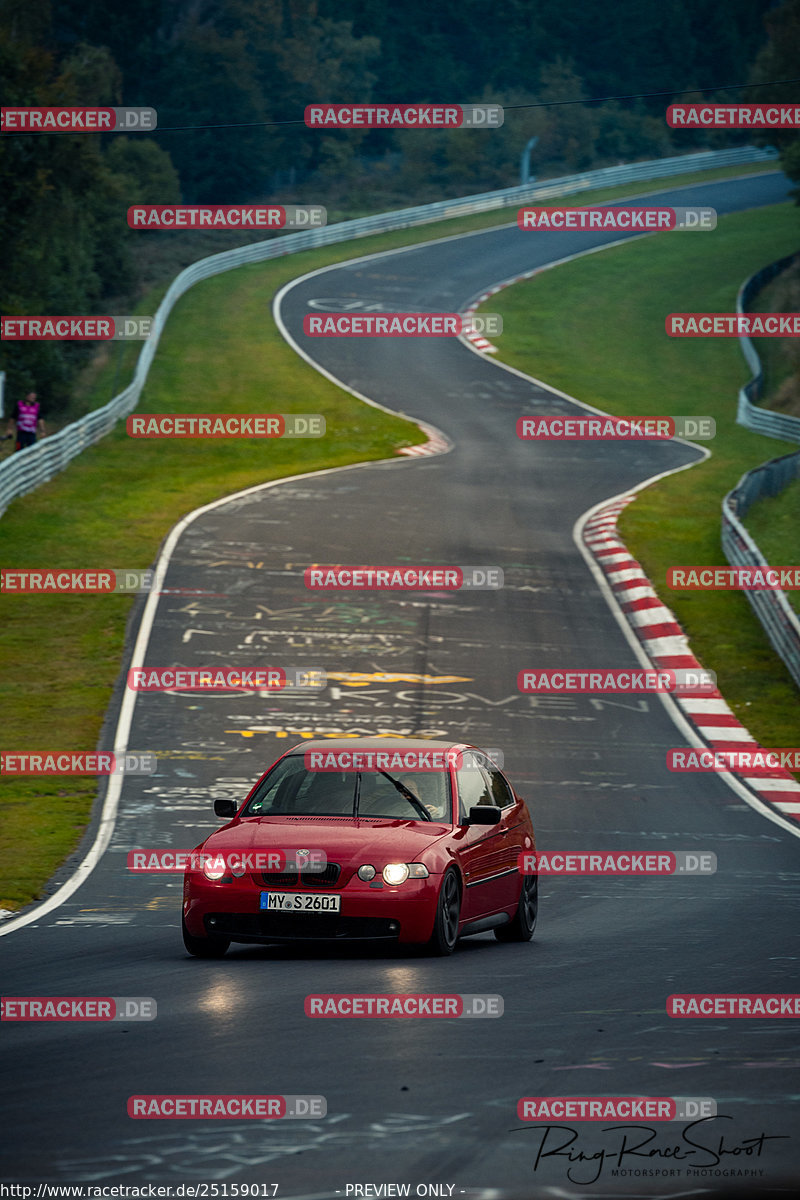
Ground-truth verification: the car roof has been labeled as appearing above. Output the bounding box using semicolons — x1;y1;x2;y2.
283;736;474;755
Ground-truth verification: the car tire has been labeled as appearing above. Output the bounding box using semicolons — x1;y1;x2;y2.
182;915;230;958
428;868;461;955
494;873;537;942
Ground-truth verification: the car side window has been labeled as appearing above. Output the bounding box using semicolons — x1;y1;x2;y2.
486;767;514;809
456;766;495;815
246;757;306;814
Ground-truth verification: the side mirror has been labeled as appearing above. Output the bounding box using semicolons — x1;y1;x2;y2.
465;805;502;826
214;798;238;818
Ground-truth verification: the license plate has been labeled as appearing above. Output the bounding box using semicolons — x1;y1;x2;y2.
260;891;341;913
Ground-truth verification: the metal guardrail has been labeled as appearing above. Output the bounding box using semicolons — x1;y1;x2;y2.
0;144;779;518
723;252;800;690
722;452;800;690
736;252;800;442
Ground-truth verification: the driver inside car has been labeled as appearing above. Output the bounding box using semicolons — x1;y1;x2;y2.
404;774;447;819
357;771;412;818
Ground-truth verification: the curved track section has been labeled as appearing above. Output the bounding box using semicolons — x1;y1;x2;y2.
2;173;799;1197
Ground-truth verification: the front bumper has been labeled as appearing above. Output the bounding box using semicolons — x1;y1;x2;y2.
203;911;400;942
183;875;441;945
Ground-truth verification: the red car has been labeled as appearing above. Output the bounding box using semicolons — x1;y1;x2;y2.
182;737;537;957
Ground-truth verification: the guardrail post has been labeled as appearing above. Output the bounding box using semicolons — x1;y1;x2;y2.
520;137;539;186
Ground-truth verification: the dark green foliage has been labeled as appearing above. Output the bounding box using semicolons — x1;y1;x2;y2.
0;0;790;415
0;2;180;413
749;0;800;195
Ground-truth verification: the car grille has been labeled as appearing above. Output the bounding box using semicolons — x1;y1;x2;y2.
205;911;399;942
255;863;342;888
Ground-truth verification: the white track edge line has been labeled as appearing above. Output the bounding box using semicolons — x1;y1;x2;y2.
454;227;800;840
2;173;788;934
0;454;438;938
574;495;800;840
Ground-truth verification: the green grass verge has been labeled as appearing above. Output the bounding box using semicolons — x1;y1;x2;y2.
485;202;800;756
0;260;420;911
0;160;785;912
749;264;800;418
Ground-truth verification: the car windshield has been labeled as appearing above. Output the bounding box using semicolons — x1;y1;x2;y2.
243;755;451;821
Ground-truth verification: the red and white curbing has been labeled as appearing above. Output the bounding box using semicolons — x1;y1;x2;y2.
462;273;546;354
399;421;452;457
463;329;497;353
462;291;501;354
462;268;551;350
583;496;800;823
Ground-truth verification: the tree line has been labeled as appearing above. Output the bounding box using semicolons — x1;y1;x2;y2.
0;0;796;414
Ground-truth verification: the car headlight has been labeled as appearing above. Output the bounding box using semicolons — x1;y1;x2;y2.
357;864;377;881
203;853;227;881
383;863;409;885
228;854;246;878
382;863;429;885
200;851;247;880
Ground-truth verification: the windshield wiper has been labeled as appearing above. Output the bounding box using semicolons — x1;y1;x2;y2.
377;771;432;821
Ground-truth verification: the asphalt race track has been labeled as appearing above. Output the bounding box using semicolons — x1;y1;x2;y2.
2;172;799;1198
